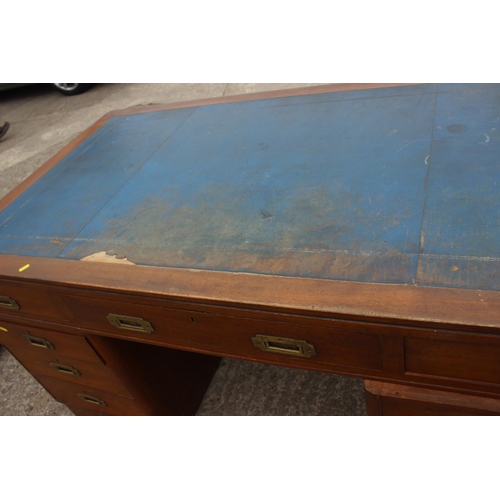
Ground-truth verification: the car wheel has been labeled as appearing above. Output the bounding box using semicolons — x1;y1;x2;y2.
50;84;92;96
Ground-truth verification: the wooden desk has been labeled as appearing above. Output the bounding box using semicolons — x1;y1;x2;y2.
1;83;500;415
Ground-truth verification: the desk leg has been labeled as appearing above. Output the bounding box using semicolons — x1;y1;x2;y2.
364;380;500;416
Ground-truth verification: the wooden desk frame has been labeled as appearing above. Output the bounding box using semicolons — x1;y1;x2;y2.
2;83;500;415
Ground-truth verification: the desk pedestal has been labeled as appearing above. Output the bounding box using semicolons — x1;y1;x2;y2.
364;380;500;416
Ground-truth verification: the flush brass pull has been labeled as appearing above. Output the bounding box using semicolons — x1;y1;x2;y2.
252;335;316;358
22;334;55;350
49;363;81;377
77;394;107;407
0;296;20;310
107;314;154;333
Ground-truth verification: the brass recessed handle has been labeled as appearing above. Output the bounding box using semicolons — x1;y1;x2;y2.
252;335;316;358
0;296;20;310
107;313;154;334
22;334;55;350
49;363;81;377
77;394;107;407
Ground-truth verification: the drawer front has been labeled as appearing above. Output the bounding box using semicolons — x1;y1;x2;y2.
5;343;134;398
0;322;104;364
59;293;383;372
66;404;111;416
0;280;66;322
36;375;148;416
405;334;500;385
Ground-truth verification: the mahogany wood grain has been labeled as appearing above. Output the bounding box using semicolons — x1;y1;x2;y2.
0;321;105;364
0;256;499;334
0;278;71;323
363;386;383;416
379;335;405;374
3;297;500;400
383;398;500;416
405;335;500;385
66;404;110;416
35;374;148;416
364;380;500;416
3;343;133;397
58;291;383;372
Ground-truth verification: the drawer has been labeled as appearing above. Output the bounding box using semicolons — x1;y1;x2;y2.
0;279;67;322
0;322;105;364
405;333;500;385
5;343;133;398
36;375;148;416
58;293;383;372
66;405;111;416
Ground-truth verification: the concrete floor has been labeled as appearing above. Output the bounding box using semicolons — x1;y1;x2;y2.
0;83;366;416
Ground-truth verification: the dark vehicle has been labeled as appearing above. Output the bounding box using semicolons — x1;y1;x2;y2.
0;83;92;96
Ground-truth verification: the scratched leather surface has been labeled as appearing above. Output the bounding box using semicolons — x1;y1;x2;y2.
1;83;499;289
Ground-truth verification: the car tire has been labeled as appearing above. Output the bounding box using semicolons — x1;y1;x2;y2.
50;84;93;96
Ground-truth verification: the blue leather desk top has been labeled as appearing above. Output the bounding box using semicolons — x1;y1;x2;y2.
1;84;499;290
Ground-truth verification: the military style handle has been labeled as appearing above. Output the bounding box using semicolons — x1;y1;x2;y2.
0;296;20;310
22;334;55;350
50;363;81;377
106;314;154;334
252;335;316;358
77;394;107;407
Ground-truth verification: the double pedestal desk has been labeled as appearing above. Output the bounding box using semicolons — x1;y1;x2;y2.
2;83;500;415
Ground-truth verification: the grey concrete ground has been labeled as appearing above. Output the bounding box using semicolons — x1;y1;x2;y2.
0;83;366;416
